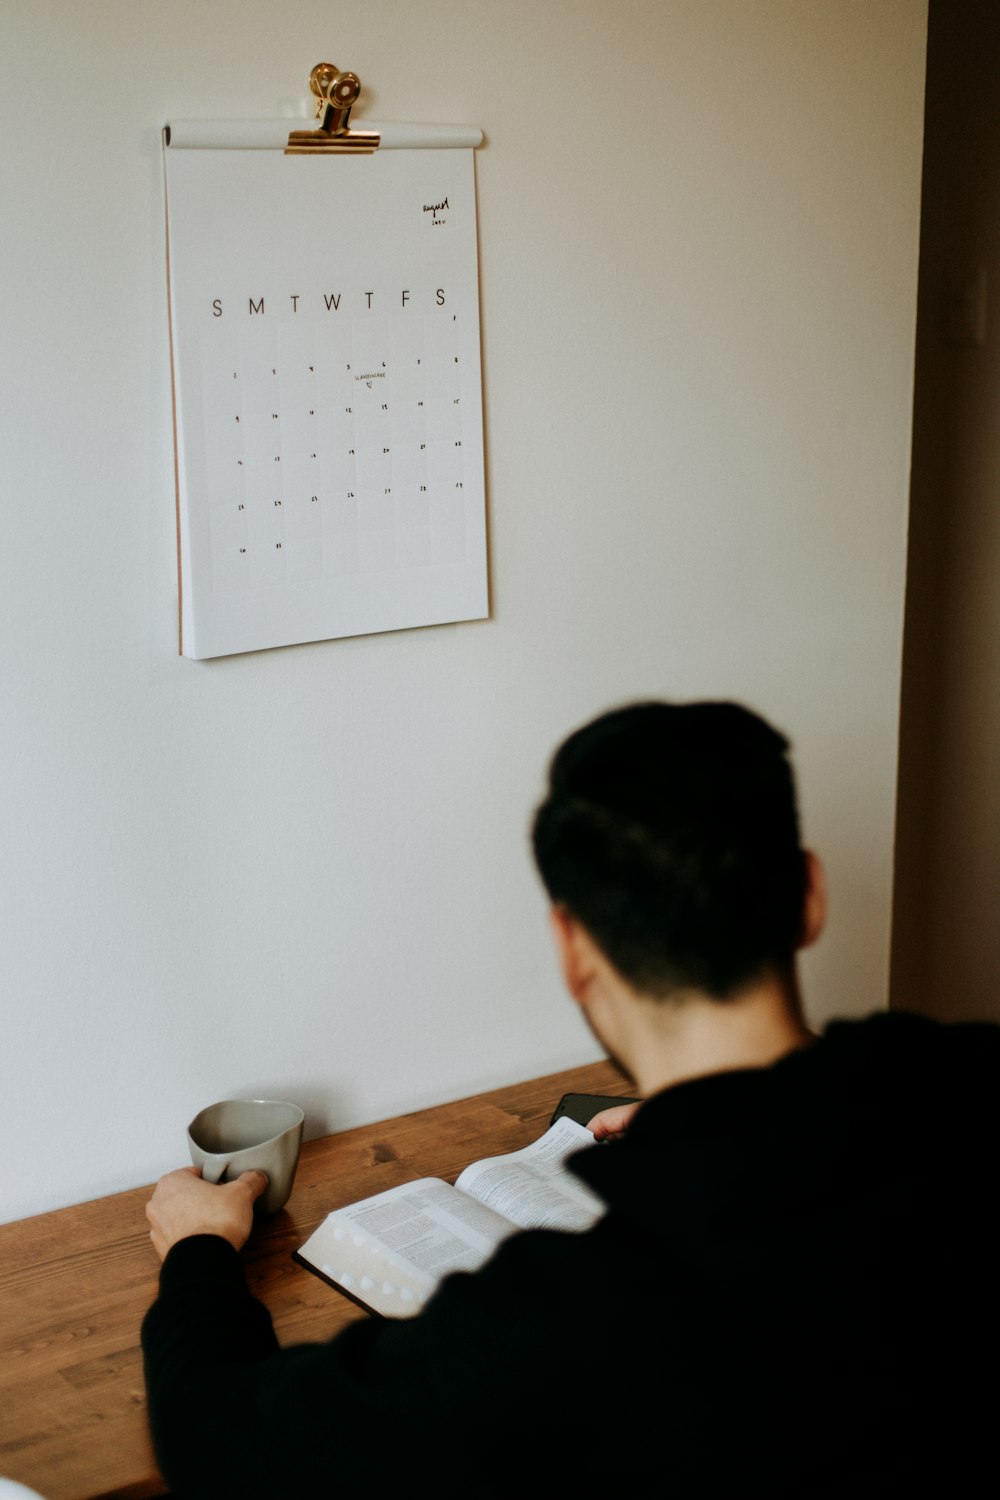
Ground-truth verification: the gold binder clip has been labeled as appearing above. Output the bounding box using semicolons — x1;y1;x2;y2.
285;63;381;154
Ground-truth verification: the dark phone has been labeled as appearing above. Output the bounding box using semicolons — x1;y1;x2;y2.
550;1092;640;1129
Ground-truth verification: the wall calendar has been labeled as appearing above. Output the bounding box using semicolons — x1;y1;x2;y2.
163;99;487;659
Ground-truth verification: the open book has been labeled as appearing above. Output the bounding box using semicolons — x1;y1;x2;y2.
293;1117;604;1319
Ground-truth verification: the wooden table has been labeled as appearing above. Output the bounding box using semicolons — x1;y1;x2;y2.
0;1060;631;1499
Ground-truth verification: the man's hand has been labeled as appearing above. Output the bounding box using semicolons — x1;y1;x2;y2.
587;1101;640;1142
146;1167;269;1260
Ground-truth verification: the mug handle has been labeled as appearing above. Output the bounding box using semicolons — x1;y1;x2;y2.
199;1158;229;1184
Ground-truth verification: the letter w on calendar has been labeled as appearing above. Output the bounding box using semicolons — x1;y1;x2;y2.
164;144;488;659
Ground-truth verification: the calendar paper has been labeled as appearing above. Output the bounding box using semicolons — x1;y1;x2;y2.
164;144;488;659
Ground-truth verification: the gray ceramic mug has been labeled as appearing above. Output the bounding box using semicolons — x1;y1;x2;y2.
187;1098;304;1215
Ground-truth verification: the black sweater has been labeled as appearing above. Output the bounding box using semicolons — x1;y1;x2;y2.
142;1013;1000;1496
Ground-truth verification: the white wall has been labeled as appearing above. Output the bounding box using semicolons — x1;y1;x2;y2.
0;1;927;1223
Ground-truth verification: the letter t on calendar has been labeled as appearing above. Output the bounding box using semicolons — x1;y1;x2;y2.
164;142;488;658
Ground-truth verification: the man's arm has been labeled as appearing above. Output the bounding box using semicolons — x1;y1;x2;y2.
142;1235;281;1492
144;1167;373;1496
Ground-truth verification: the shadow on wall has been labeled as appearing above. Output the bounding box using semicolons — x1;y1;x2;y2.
891;0;1000;1023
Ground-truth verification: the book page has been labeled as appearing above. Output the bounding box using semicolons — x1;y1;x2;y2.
296;1177;519;1319
455;1117;604;1232
295;1120;605;1318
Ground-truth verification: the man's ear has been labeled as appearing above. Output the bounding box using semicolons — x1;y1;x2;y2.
548;906;599;1004
799;850;827;949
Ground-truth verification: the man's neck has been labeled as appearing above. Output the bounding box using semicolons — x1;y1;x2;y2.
611;971;814;1097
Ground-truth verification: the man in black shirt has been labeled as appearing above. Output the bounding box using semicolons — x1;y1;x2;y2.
143;701;995;1495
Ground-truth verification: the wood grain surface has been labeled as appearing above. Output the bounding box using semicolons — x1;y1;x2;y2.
0;1059;630;1499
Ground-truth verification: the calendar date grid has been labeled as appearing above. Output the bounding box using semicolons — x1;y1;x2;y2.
199;311;473;594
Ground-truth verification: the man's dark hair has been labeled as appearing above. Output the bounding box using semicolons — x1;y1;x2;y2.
531;701;807;1000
